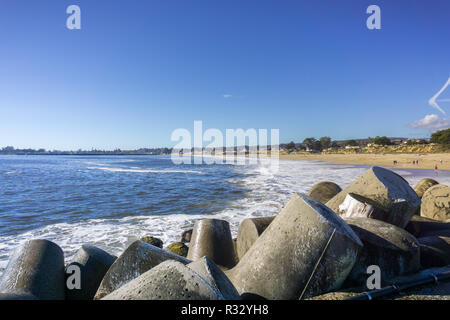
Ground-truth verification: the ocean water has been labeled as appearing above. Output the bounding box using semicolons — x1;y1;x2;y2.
1;155;450;275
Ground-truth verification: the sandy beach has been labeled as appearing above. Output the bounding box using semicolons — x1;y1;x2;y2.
279;153;450;171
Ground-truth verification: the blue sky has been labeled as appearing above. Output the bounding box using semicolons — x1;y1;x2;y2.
0;0;449;150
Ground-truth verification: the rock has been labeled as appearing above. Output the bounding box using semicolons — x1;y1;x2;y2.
404;215;449;237
102;260;223;300
236;216;275;260
307;291;362;300
139;236;163;248
420;184;450;222
65;245;117;300
414;178;439;199
0;239;65;300
307;181;342;204
342;217;420;288
395;292;450;300
418;236;450;268
226;193;363;300
94;240;190;299
165;242;189;257
187;219;237;269
187;256;240;300
181;229;193;243
326;166;421;228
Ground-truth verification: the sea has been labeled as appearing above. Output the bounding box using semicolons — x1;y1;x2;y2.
1;155;450;276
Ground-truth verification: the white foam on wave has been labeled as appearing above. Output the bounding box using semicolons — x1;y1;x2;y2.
84;162;111;166
1;160;450;274
3;171;21;175
86;166;204;174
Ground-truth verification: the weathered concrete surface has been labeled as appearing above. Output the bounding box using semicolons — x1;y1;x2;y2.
421;229;450;238
102;260;223;300
420;184;450;222
236;217;275;260
343;218;420;288
326;166;421;228
418;236;450;268
414;178;439;199
165;242;189;257
181;229;193;243
0;292;38;300
232;238;237;261
65;245;117;300
139;236;163;248
187;219;237;269
0;239;65;300
226;193;363;300
404;215;450;237
94;240;190;299
307;181;342;204
187;257;240;300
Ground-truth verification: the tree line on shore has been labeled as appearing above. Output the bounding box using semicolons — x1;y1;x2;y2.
0;146;172;156
2;129;449;155
283;128;450;153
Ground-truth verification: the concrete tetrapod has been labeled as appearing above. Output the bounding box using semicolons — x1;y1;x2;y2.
187;256;240;300
236;216;275;260
420;184;450;222
94;240;190;299
187;219;237;268
102;260;223;300
226;193;363;300
414;178;439;199
405;215;450;238
0;239;65;300
326;166;421;228
307;181;342;204
418;236;450;268
343;217;420;288
65;245;117;300
181;229;193;243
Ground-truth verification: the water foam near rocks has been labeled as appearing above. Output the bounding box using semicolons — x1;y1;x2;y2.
1;155;449;276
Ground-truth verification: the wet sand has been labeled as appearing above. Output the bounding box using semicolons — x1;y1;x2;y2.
279;153;450;171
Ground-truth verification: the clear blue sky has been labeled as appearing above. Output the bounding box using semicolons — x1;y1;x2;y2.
0;0;449;150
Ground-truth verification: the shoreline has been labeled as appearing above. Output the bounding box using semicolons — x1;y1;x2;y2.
279;153;450;172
